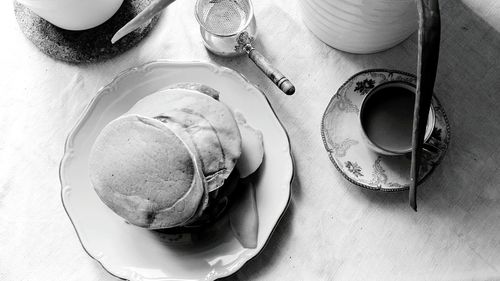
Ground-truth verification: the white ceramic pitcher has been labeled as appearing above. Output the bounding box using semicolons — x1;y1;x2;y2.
300;0;418;54
17;0;124;30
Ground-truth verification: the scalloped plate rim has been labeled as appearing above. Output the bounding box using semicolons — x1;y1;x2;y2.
59;60;294;281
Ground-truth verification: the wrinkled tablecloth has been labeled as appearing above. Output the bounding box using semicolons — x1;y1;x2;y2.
1;0;500;280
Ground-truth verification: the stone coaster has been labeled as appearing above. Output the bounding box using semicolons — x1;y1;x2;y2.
14;0;160;63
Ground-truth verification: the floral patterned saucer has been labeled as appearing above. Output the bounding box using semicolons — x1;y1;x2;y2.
321;69;450;191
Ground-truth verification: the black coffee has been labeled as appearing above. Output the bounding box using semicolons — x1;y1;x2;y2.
361;86;415;153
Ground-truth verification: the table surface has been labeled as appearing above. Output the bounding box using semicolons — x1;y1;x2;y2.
1;0;500;280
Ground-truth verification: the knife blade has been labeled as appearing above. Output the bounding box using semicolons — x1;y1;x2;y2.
111;0;176;44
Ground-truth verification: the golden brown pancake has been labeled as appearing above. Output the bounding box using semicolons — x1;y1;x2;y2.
88;84;263;230
165;82;220;100
88;114;205;229
128;88;242;192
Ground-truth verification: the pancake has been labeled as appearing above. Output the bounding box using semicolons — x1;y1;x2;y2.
158;120;211;224
88;114;205;229
128;88;242;192
234;111;265;178
165;82;220;100
186;168;241;227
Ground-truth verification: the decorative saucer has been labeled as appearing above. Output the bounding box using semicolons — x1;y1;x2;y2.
321;69;450;191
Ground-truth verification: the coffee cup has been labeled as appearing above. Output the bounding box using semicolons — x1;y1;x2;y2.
359;81;435;156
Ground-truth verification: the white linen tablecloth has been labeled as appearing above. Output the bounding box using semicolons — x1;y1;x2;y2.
1;0;500;280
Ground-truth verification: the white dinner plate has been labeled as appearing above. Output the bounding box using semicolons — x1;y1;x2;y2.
59;60;293;281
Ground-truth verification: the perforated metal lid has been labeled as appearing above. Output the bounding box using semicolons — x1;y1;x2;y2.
195;0;253;36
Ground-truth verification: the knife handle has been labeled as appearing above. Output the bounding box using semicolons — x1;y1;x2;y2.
410;0;441;211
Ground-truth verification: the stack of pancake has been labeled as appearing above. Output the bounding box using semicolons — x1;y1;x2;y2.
89;83;263;230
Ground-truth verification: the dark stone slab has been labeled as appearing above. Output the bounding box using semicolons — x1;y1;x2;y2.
14;0;160;63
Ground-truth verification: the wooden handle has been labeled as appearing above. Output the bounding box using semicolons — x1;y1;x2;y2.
246;47;295;95
410;0;441;211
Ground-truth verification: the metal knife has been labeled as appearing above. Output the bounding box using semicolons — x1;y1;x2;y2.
111;0;176;44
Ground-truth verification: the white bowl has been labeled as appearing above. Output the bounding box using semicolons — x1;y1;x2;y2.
17;0;123;30
307;0;416;34
300;0;418;53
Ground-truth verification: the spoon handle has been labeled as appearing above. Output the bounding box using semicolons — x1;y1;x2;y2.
244;45;295;95
410;0;441;211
